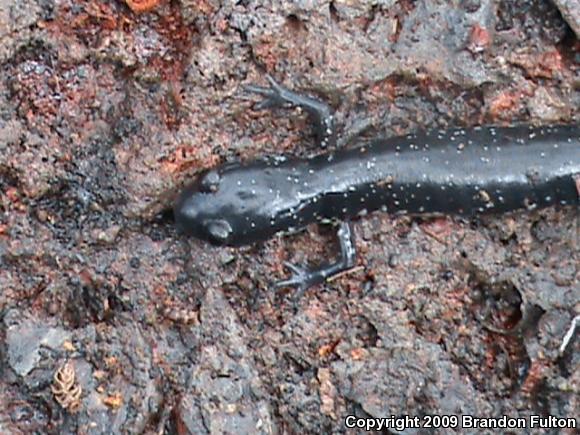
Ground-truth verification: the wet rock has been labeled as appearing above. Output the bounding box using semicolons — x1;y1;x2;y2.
552;0;580;36
5;310;70;377
527;87;571;121
0;0;42;63
1;0;578;432
175;288;275;435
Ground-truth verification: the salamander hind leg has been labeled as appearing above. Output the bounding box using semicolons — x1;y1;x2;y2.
245;75;336;148
275;222;357;298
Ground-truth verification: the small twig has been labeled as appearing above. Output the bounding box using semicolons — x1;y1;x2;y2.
559;315;579;355
326;265;365;283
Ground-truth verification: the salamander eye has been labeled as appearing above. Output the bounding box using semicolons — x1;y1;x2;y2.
199;170;220;193
204;219;232;244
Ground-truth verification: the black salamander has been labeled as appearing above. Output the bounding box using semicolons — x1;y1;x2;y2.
174;77;580;292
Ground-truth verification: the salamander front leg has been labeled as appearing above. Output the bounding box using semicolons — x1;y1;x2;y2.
245;75;336;148
275;222;356;298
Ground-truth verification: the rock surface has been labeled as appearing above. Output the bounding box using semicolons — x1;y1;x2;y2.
0;0;578;433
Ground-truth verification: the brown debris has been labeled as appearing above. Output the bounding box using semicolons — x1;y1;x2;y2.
125;0;162;14
509;50;565;79
467;24;491;53
317;368;337;418
102;392;124;409
520;358;550;397
487;91;523;119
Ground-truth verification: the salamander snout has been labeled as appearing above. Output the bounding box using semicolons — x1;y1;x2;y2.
173;169;235;246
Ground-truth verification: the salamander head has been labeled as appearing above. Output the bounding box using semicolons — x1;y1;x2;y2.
173;165;279;246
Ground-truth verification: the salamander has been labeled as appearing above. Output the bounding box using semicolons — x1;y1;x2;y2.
174;77;580;292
